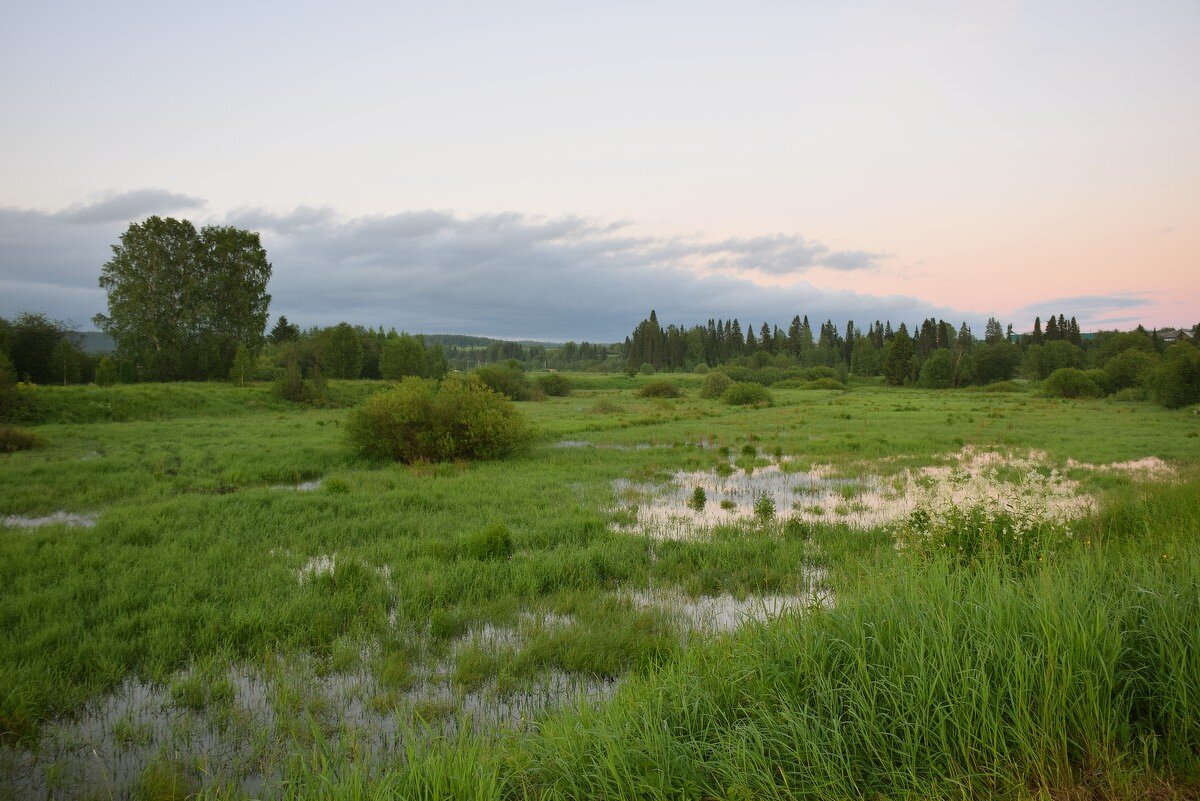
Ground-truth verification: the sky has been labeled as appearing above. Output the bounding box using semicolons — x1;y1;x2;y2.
1;0;1197;341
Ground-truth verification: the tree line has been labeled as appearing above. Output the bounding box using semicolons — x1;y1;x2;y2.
621;310;1200;407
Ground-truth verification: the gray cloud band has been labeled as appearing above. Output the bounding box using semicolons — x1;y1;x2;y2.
3;190;970;340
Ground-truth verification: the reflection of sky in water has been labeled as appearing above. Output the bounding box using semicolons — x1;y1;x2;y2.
614;447;1101;540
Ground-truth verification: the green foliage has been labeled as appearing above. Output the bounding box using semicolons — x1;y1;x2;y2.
228;344;255;386
1149;343;1200;409
1023;340;1086;380
1103;348;1158;390
0;425;43;453
1083;368;1113;395
0;351;25;422
273;359;329;404
636;380;682;398
95;218;271;381
268;315;300;344
789;377;849;391
721;382;772;406
7;312;69;384
688;486;707;511
318;322;365;379
1042;367;1104;399
134;757;194;801
94;356;119;387
475;364;535;400
536;373;572;397
972;340;1021;383
346;374;530;463
380;334;430;379
753;493;775;520
918;348;956;388
638;363;656;375
460;522;514;560
881;328;917;385
698;371;734;399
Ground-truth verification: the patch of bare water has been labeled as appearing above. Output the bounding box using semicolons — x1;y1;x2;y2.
1;511;98;530
624;576;831;635
613;447;1106;540
270;478;323;491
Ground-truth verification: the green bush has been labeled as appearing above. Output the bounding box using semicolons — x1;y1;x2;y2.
273;359;328;404
1042;368;1103;399
721;382;772;406
698;371;734;399
0;425;43;453
638;363;656;375
774;377;848;391
1103;348;1158;390
1149;343;1200;409
346;374;530;463
637;380;682;398
93;356;119;387
475;364;534;401
536;373;572;397
1083;368;1113;396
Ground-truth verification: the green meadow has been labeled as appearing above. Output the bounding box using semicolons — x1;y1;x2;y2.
1;375;1198;799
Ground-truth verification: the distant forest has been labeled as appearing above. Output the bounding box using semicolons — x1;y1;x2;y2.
2;308;1196;387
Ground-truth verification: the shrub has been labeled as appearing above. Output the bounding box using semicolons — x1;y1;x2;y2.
475;364;534;401
694;363;709;374
802;366;838;381
0;352;22;421
536;373;572;397
273;359;328;404
590;399;623;414
1110;387;1148;403
1042;368;1103;399
347;374;530;463
94;356;119;387
0;425;43;453
638;363;656;375
698;371;734;399
721;382;772;406
774;378;848;391
637;380;682;399
1103;349;1158;390
1149;343;1200;409
1083;368;1113;396
967;380;1024;393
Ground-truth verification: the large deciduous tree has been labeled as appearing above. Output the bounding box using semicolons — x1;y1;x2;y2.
94;217;272;381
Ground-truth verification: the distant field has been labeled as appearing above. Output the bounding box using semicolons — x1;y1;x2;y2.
1;375;1197;800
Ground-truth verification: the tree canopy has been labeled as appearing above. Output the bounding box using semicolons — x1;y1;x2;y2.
94;217;272;381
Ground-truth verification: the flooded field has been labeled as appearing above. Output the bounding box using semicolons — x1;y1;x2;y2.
610;446;1140;540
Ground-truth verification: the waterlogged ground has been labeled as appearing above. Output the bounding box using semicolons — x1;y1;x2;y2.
610;445;1162;541
1;377;1195;799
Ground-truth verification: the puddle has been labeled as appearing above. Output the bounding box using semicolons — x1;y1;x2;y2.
613;447;1100;540
271;478;323;491
625;579;830;634
0;646;613;801
296;553;337;583
553;440;670;451
2;511;98;529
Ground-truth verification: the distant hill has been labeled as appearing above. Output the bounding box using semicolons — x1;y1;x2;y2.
73;331;115;354
419;333;565;349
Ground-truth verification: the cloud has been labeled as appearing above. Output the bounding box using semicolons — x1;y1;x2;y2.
1;195;961;340
56;189;206;224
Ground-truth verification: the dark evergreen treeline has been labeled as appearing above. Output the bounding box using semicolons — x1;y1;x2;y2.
620;309;1200;400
